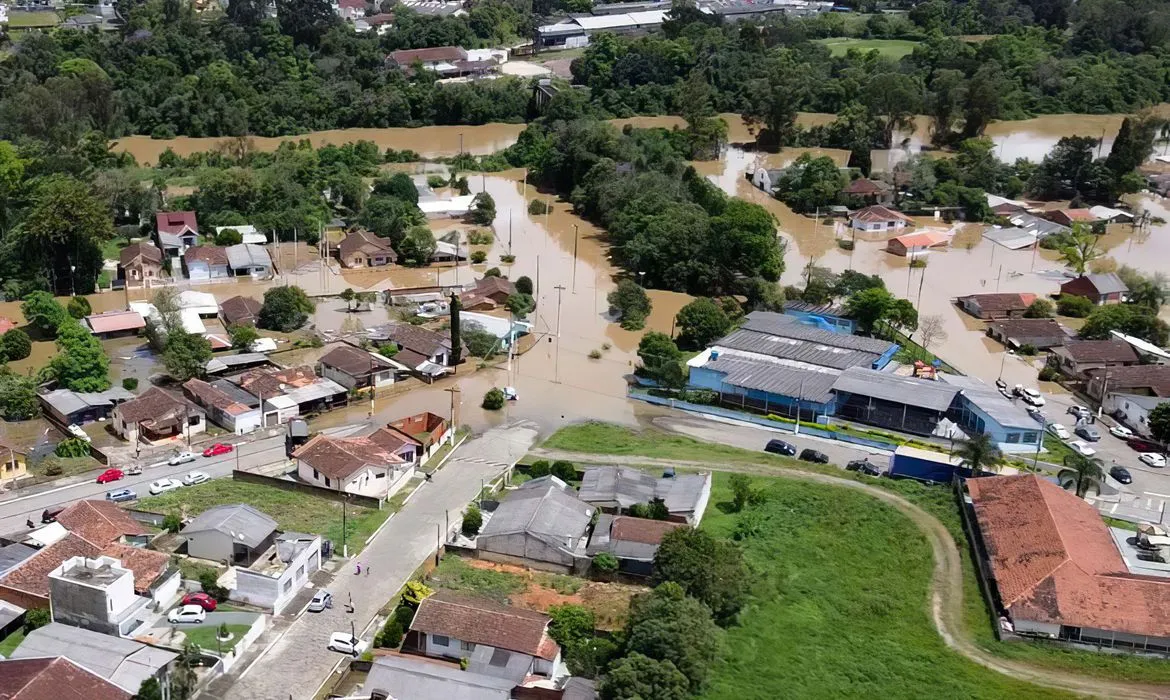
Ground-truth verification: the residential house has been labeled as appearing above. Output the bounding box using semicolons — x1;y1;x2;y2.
1110;330;1170;365
0;601;23;640
388;46;471;75
1051;339;1140;377
180;290;220;317
941;375;1043;453
47;556;157;635
849;205;913;233
460;276;517;311
231;531;322;614
1060;273;1130;305
750;166;785;193
117;243;164;284
578;467;712;525
983;226;1039;250
183;246;231;281
475;477;594;574
205;353;273;376
291;428;415;498
0;657;131;700
181;504;277;566
215;224;265;245
111;387;206;444
12;623;177;691
226;243;274;278
182;378;262;434
229;365;348;418
1046;208;1101;228
986;318;1068;350
987;194;1030;216
0;439;28;487
220;295;263;328
431;240;467;262
586;515;685;577
155;211;198;256
362;655;517;700
408;590;565;683
386;411;452;464
369;323;459;381
0;545;37;582
54;500;150;548
841;177;893;205
364;12;394;34
886;229;951;258
1088;206;1134;224
84;310;146;339
783;300;855;335
318;343;403;390
1086;365;1170;401
957;293;1037;320
338;229;397;268
1106;393;1166;439
38;387;135;428
1008;212;1070;238
964;474;1170;653
333;0;366;20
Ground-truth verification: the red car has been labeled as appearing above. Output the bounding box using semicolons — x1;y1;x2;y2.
202;443;234;458
96;468;124;484
181;592;218;612
1128;437;1165;453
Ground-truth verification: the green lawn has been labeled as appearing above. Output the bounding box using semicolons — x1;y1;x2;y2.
699;473;1072;699
138;480;389;550
6;11;59;27
183;624;252;655
0;628;26;657
101;238;131;261
816;38;921;59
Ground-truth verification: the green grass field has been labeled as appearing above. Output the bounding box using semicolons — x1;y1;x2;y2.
0;628;26;657
816;38;920;60
6;11;59;28
183;624;252;654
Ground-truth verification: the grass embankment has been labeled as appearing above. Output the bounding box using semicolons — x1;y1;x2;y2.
183;624;253;654
0;628;26;657
138;480;389;547
815;37;921;59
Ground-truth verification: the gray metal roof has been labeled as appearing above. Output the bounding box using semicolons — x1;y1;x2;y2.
742;312;894;353
578;467;709;516
226;243;272;269
209;378;261;408
467;643;532;684
586;513;658;561
12;623;177;692
831;367;960;411
562;678;598;700
712;312;896;370
1008;213;1069;237
1084;273;1129;295
654;472;711;515
983;227;1038;250
40;387;136;417
479;477;593;553
701;354;839;403
205;353;270;374
0;543;38;576
364;654;514;700
0;600;25;630
941;375;1036;430
283;378;347;405
181;504;277;548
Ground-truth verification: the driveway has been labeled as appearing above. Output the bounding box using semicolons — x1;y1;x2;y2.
201;422;540;700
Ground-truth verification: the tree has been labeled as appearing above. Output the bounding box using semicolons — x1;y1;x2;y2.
845;287;913;336
592;551;619;579
624;582;724;693
171;642;202;700
1028;137;1112;202
55;437;90;458
1062;452;1105;497
275;0;338;46
1024;298;1056;318
228;324;260;350
675;298;730;349
1147;402;1170;451
358;196;424;246
729;474;752;512
954;432;1002;473
1079;304;1170;345
21;292;68;337
398;226;436;267
483;267;503;278
637;332;683;385
1105;115;1159;179
1057;294;1094;318
551;460;576;481
49;320;110;392
134;678;164;700
548;603;596;650
917;314;947;349
66;296;91;320
0;371;39;420
470;192;496;226
515;276;533;295
600;652;690;700
482;387;505;410
12;176;112;295
773;154;846;213
163;331;212;382
652;528;748;624
214;227;243;246
863;73;922;149
1059;227;1103;276
1;328;31;361
461;504;483;537
449;293;462;365
372;173;419;204
259;286;315;332
607;280;652;330
744;50;809;147
505;293;536;318
22;607;50;633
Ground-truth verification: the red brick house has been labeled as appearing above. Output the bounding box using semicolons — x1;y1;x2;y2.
1060;274;1129;305
957;293;1037;320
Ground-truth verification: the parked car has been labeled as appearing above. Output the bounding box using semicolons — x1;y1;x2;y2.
327;632;367;656
1109;466;1133;484
105;488;137;503
169;451;197;466
1069;440;1097;457
126;465;142;476
994;378;1007;392
1139;453;1167;468
846;459;881;476
182;471;210;486
1075;425;1101;442
96;468;124;484
181;592;218;612
149;478;183;495
41;507;64;524
167;605;207;624
1109;425;1135;439
1020;387;1045;407
1128;438;1164;453
1046;423;1071;440
799;448;829;464
1067;405;1092;420
764;439;796;457
308;590;333;613
67;424;91;442
202;443;233;458
1025;405;1044;421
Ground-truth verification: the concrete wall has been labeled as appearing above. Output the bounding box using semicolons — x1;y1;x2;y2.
231;537;321;613
784;309;855;335
150;569;182;609
231;470;385;509
320;364;359;390
689;474;712;526
1014;619;1060;637
1110;395;1155;436
476;536;575;573
48;559;143;635
185;531;233;563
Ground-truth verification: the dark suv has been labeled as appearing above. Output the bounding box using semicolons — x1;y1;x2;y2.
846;459;881;476
764;439;796;456
799;448;830;464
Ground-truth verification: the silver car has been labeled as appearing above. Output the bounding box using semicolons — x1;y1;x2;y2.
308;589;332;612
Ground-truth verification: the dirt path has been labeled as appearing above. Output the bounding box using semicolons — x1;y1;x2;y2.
530;447;1170;700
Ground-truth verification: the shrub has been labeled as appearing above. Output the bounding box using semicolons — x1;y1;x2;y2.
1024;298;1055;318
551;460;577;481
1057;294;1093;318
467;229;493;245
198;571;229;602
547;604;595;649
500;254;515;263
482;388;505;410
462;504;483;537
54;438;89;458
1;328;32;361
484;267;503;278
908;258;927;268
591;552;618;579
515;276;533;295
1018;343;1037;355
67;296;92;319
41;460;64;476
122;377;139;390
376;616;404;648
588;349;602;359
470;250;487;264
528;199;549;215
426;175;446;189
529;460;550;477
1039;366;1058;381
22;608;50;633
163;512;182;533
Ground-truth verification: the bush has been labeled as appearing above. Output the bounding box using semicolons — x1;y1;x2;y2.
1;328;32;361
484;267;503;278
482;388;505;410
467;229;493;245
376;617;404;648
1018;343;1037;355
427;175;446;188
198;571;229;602
551;460;577;481
548;604;595;649
1024;298;1055;318
163;512;182;533
1039;366;1058;381
470;250;487;264
67;296;92;320
22;608;50;634
529;460;550;477
1057;294;1093;318
54;438;89;458
515;276;533;295
591;552;618;579
462;504;483;537
528;199;549;215
122;377;139;390
42;461;64;476
908;258;927;268
500;254;515;263
588;349;602;359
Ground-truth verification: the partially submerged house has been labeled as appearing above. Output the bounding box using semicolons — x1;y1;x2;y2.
850;205;913;233
841;177;893;205
1046;208;1101;228
226;243;274;278
318;343;404;389
110;387;206;444
338;229;397;268
117;243;165;285
84;310;146;339
460;276;517;310
476;477;595;574
886;229;951;258
1051;339;1141;378
368;323;460;381
957;293;1036;320
1060;274;1130;305
220;295;263;328
986;318;1068;350
38;387;135;427
183;245;231;281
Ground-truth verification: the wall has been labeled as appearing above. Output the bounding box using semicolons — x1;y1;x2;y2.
1111;395;1153;436
231;537;320;613
185;531;232;563
1014;619;1061;638
320;364;359;390
953;398;1040;454
476;543;574;574
689;474;712;527
150;569;182;609
785;309;855;335
231;470;384;509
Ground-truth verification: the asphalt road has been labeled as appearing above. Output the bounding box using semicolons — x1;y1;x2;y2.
0;434;289;534
650;413;883;467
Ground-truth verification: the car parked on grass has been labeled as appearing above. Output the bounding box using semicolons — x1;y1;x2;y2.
1075;425;1101;442
327;632;367;656
1109;425;1135;439
96;468;124;484
308;590;333;613
1109;466;1133;484
202;443;234;458
167;605;207;624
181;592;218;612
105;488;137;503
1069;440;1097;457
799;448;829;464
846;459;881;476
764;439;796;457
1046;423;1071;440
1140;453;1167;468
182;471;210;486
169;451;197;466
149;478;183;495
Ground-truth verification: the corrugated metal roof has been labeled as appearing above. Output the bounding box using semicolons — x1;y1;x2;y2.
702;354;839;403
226;243;272;269
479;477;593;547
831;367;960;411
741;311;895;353
364;653;515;700
12;623;177;692
941;375;1036;430
181;504;277;548
713;330;878;370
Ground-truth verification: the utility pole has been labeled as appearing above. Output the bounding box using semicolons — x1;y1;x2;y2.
571;225;579;293
553;285;566;384
508;211;513;255
444;386;461;429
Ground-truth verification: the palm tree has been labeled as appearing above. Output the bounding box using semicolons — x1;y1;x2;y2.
954;432;1003;473
1062;453;1105;498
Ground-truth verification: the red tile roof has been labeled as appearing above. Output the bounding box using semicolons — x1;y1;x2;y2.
319;344;396;377
411;590;559;660
610;516;684;545
1086;365;1170;397
889;230;950;249
1054;209;1098;222
156;211;197;235
85;311;146;335
1059;339;1139;364
959;293;1036;313
842;177;890;196
118;242;163;268
337;230;397;263
184;246;229;266
852;205;913;224
183;378;253;416
100;543;169;592
390;46;468;65
114;387;190;425
292;431;406;480
967;475;1170;638
55;500;148;546
220;295;262;327
0;534;99;598
0;657;130;700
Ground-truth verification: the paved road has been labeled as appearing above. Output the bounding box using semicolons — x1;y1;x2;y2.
205;422;540;700
0;434;288;534
649;413;882;467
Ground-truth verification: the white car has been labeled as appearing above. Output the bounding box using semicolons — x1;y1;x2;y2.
1021;388;1045;407
67;424;92;442
167;605;206;624
1069;440;1097;457
149;478;183;495
1108;425;1134;439
169;452;197;466
182;471;210;486
1140;453;1167;468
327;632;368;656
1046;423;1071;440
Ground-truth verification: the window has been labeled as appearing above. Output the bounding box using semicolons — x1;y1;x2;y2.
325;476;331;487
283;579;292;593
432;635;449;647
296;565;305;579
1022;432;1037;444
461;641;476;652
313;468;319;480
188;415;200;426
1006;432;1021;443
376;472;386;479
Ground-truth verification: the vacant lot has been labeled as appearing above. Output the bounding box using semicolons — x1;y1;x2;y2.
816;38;920;59
138;479;388;547
699;473;1072;699
7;11;59;27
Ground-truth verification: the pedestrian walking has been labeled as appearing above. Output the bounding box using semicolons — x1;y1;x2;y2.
355;561;362;575
365;563;370;576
